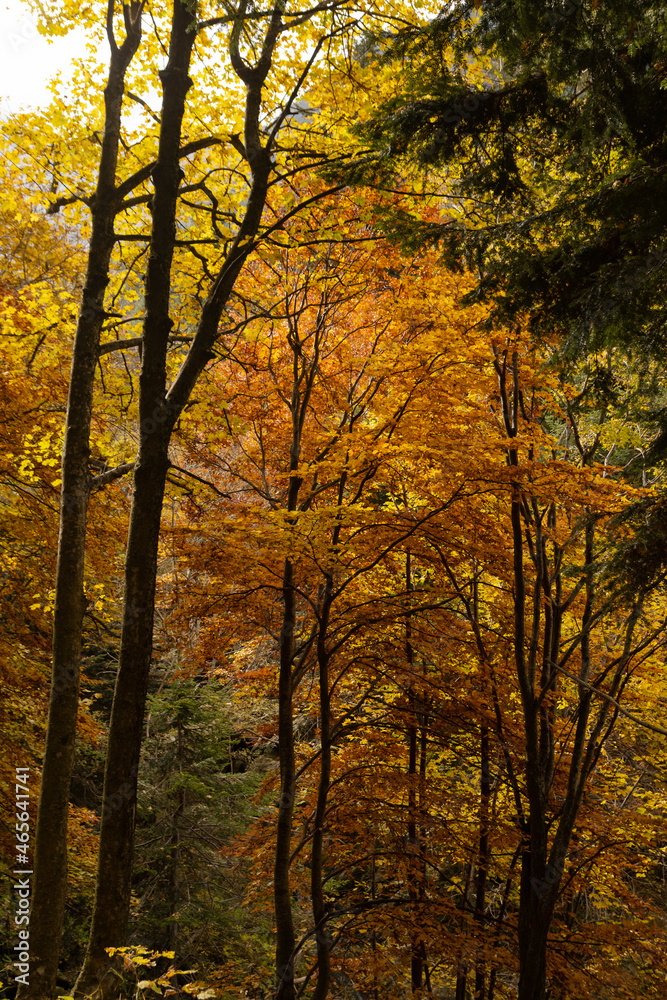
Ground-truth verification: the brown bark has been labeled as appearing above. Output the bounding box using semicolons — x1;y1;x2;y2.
276;260;371;1000
418;713;431;996
17;8;144;999
405;549;423;994
405;549;430;995
496;347;560;1000
454;860;473;1000
487;844;520;1000
274;281;324;998
306;450;349;1000
275;460;301;1000
306;374;346;1000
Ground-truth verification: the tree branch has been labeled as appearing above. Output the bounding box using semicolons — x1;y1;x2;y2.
98;335;192;355
115;136;223;201
168;463;231;498
90;461;136;490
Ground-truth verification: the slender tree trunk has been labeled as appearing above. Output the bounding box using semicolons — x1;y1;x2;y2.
275;556;297;1000
496;352;577;1000
404;550;424;994
309;466;345;1000
407;699;421;992
407;708;423;992
166;716;185;952
473;724;490;1000
309;462;349;1000
418;698;430;995
370;846;379;1000
487;844;520;1000
275;298;324;999
405;709;430;997
454;858;473;1000
18;10;143;998
310;580;333;1000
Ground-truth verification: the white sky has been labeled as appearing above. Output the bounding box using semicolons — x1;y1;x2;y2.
0;2;97;113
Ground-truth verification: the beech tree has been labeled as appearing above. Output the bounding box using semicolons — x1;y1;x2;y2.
7;1;441;997
155;222;494;993
164;275;667;998
18;11;144;997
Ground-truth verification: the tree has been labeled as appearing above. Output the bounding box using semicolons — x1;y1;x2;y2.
11;8;144;996
335;15;667;993
6;4;667;997
169;281;667;998
479;341;667;999
133;676;264;963
6;1;443;996
352;1;667;355
0;155;130;984
156;219;497;995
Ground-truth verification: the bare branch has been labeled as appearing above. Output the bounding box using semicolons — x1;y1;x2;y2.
125;89;161;123
90;461;136;490
115;136;223;201
46;194;87;216
98;335;192;356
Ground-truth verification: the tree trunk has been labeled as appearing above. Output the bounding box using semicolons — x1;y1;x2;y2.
487;844;520;1000
307;465;346;1000
404;550;424;994
275;556;297;1000
474;724;490;1000
18;11;143;999
166;717;185;952
274;302;323;999
408;708;423;993
74;3;197;993
517;851;550;1000
517;928;549;1000
454;860;471;1000
418;716;431;996
72;0;324;991
310;576;333;1000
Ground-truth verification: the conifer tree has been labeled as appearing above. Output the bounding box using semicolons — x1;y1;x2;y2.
353;1;667;360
